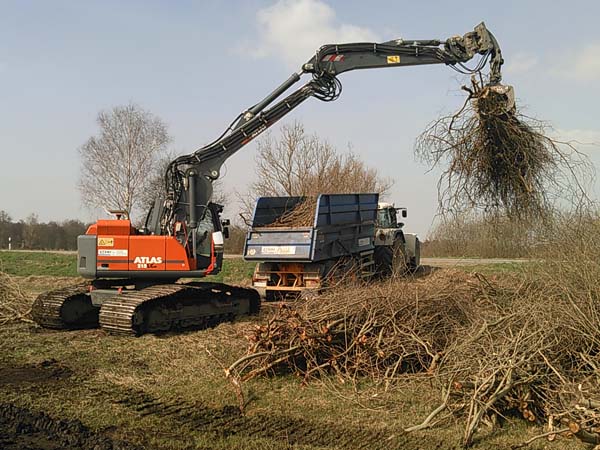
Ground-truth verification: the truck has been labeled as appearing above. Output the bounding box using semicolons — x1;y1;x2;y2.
244;194;420;298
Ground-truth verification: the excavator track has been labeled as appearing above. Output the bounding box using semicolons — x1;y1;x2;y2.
99;282;260;336
31;283;98;330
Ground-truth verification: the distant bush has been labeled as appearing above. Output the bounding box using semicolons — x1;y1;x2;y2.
421;215;543;258
0;211;88;250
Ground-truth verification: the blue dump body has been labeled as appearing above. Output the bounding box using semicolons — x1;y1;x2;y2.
244;193;379;263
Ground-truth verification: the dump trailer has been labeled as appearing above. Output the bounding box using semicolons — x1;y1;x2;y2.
244;193;419;298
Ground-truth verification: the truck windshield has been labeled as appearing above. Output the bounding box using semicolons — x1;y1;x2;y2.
377;208;397;228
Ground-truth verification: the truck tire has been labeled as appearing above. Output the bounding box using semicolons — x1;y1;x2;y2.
374;245;393;277
408;239;420;272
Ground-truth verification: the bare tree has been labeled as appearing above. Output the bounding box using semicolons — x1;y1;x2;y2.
240;122;392;220
78;104;170;220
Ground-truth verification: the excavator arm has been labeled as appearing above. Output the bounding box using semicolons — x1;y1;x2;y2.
151;22;506;253
303;22;503;81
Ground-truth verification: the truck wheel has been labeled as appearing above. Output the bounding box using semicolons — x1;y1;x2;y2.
374;246;393;277
392;240;408;276
408;239;420;273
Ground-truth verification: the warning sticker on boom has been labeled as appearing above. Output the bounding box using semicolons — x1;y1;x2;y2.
387;55;400;64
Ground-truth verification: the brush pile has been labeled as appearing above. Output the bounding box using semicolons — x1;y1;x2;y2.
415;79;588;220
228;215;600;448
0;271;31;325
268;197;317;227
227;270;492;382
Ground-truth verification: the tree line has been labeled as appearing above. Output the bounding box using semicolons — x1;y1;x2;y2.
0;212;88;251
3;104;391;253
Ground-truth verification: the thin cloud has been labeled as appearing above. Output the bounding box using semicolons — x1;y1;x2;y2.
504;52;538;75
571;43;600;81
554;43;600;81
242;0;379;69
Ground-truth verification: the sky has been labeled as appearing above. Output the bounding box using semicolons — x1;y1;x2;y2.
1;0;599;237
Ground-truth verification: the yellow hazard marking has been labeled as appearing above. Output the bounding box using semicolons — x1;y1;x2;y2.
98;237;114;247
387;55;400;64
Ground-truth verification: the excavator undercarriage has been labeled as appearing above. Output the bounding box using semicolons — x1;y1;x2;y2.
31;282;260;336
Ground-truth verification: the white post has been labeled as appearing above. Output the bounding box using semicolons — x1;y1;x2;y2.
8;236;11;251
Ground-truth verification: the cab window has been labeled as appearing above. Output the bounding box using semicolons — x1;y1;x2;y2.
377;208;397;228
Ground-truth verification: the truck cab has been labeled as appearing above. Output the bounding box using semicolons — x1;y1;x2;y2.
374;202;420;274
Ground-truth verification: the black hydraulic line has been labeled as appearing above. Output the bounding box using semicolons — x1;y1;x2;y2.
188;172;197;228
244;73;301;119
178;81;317;171
160;22;505;237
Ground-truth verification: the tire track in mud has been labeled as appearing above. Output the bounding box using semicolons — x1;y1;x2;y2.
0;403;143;450
112;388;452;449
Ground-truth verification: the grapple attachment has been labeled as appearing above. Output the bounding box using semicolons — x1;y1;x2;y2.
476;83;516;115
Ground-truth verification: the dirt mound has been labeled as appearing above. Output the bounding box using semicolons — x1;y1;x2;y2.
0;403;143;450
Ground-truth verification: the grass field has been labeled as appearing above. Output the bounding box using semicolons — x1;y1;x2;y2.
0;250;256;283
0;252;572;450
0;250;78;277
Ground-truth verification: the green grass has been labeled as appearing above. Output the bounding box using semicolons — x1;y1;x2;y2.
0;250;78;276
0;266;582;449
0;309;582;450
0;250;256;284
211;258;256;284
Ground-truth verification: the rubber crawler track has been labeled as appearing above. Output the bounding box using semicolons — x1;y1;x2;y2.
31;283;96;329
33;281;259;336
99;283;260;336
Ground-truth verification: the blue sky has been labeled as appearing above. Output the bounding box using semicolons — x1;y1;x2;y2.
1;0;599;236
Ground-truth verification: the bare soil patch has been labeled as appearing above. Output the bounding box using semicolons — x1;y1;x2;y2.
0;360;72;386
0;403;142;450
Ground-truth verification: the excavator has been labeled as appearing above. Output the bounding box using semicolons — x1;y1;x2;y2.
32;22;511;335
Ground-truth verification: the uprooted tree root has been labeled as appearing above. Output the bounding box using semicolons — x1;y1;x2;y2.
0;271;33;325
415;78;590;220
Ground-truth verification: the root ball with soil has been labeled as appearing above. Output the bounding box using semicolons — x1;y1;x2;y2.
415;78;590;220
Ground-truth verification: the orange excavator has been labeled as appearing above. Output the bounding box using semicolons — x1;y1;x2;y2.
31;22;510;335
